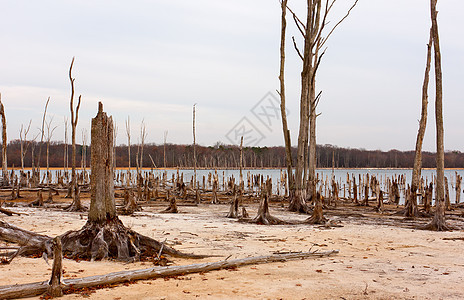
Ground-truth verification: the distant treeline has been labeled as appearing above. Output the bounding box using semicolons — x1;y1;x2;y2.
2;140;464;169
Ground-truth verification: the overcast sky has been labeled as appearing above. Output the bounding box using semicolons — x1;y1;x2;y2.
0;0;463;151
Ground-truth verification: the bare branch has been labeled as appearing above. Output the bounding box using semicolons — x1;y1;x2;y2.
292;36;304;61
320;0;358;48
285;3;306;37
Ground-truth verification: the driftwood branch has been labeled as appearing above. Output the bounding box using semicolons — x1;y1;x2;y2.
0;250;339;299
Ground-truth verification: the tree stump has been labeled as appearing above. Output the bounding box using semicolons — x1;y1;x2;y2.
47;236;63;297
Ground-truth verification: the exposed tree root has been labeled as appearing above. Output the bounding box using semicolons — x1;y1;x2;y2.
0;218;207;263
304;192;327;225
160;192;178;213
241;194;289;225
288;192;312;214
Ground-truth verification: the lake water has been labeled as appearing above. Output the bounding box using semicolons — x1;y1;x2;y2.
147;168;464;204
13;168;464;204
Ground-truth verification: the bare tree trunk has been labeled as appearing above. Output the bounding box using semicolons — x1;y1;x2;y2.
424;0;450;231
278;0;294;202
89;102;116;222
47;236;63;297
455;172;462;204
140;120;147;171
163;131;168;168
193;105;197;190
19;121;31;173
67;57;84;212
287;0;358;213
239;136;244;191
64;117;69;174
37;97;50;177
0;94;8;186
125;116;131;185
406;28;432;218
0;250;338;300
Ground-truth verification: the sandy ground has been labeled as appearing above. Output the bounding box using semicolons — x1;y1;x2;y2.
1;198;464;300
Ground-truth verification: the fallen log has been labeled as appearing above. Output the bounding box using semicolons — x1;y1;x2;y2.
0;207;24;216
0;249;338;299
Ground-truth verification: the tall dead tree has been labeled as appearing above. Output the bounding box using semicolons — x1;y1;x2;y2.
113;123;118;170
288;0;358;213
37;97;50;175
125;116;131;185
0;103;205;263
278;0;294;201
67;57;84;212
45;117;58;186
193;104;197;190
139;119;147;171
163;130;168;168
0;94;8;186
81;129;88;177
424;0;449;230
63;117;69;174
406;29;433;218
19;120;32;172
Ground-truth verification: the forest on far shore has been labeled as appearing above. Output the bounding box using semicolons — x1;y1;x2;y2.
2;140;464;169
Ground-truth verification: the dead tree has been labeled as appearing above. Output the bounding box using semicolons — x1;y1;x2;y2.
423;0;450;231
444;176;450;211
125;116;131;185
161;190;178;214
44;117;58;187
249;179;285;225
289;0;358;213
405;28;432;218
63;117;69;174
193;104;197;190
37;97;50;179
28;190;44;207
455;172;462;204
163;130;168;168
0;94;8;186
305;189;327;225
47;236;63;297
59;103;201;260
277;0;294;204
139;119;147;172
81;129;88;180
0;250;338;299
19;120;32;172
66;57;85;212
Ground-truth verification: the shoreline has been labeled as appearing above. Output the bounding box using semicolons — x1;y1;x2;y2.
7;167;464;171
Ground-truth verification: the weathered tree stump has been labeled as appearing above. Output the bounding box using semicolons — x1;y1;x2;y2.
28;190;44;207
305;192;327;224
0;103;203;262
47;236;63;297
161;191;178;213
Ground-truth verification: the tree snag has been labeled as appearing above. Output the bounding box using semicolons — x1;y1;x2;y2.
48;103;202;261
305;191;327;225
66;57;85;212
46;236;63;297
423;0;450;231
0;94;8;186
406;28;432;218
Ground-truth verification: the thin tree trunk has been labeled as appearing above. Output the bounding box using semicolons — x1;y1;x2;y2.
406;29;432;218
193;105;197;190
0;94;8;186
278;0;294;201
67;57;84;212
424;0;449;230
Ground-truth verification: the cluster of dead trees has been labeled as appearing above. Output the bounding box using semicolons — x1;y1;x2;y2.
6;141;464;170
